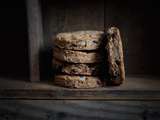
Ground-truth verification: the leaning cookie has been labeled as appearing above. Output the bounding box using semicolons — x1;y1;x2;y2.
54;75;102;88
53;47;101;63
52;58;100;75
105;27;125;85
54;31;103;50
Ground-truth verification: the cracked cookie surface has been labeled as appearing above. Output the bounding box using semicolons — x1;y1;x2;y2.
53;58;100;75
54;75;102;88
53;31;103;50
105;27;125;85
53;47;101;63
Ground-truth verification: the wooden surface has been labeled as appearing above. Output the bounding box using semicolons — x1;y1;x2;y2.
26;0;43;82
0;76;160;100
0;100;160;120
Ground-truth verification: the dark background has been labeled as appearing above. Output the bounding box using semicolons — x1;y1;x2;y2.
0;0;160;80
0;0;29;80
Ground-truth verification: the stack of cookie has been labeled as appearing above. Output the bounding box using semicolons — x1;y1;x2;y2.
52;31;104;88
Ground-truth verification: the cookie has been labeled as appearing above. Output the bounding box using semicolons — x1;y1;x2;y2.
54;75;102;88
105;27;125;85
54;31;103;50
52;58;100;75
53;47;101;63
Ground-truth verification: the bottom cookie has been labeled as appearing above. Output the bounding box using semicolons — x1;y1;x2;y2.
54;75;103;88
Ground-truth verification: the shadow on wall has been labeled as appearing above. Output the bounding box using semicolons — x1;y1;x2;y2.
39;46;54;81
0;0;29;80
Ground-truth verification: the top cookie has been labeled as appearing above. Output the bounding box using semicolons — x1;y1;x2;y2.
54;31;103;50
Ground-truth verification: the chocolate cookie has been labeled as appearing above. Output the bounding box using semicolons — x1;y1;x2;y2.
52;58;100;75
54;31;103;50
53;47;101;63
54;75;102;88
105;27;125;85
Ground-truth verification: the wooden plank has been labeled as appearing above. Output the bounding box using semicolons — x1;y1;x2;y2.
0;100;160;120
26;0;43;82
0;76;160;90
0;76;160;100
0;89;160;100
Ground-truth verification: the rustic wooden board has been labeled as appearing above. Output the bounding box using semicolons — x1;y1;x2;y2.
0;100;160;120
26;0;44;82
0;89;160;100
0;76;160;100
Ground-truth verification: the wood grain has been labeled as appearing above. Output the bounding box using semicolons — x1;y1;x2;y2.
0;89;160;100
0;100;160;120
26;0;44;82
0;76;160;100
